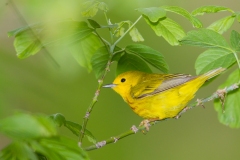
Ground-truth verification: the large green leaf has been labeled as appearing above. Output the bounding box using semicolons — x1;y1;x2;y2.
195;49;236;75
207;16;235;34
230;30;240;52
0;113;56;140
136;7;166;22
69;33;102;72
214;69;240;128
144;17;185;46
180;29;231;50
116;53;152;76
91;47;109;79
162;6;202;28
125;44;169;73
192;6;233;16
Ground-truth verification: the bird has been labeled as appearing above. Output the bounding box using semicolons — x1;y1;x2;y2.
103;67;225;130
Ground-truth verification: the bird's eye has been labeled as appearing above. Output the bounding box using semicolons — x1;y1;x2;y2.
121;78;126;83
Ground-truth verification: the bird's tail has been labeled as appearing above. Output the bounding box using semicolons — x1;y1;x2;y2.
202;67;225;80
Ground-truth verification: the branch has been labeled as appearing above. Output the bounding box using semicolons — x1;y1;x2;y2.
78;54;113;146
84;82;239;151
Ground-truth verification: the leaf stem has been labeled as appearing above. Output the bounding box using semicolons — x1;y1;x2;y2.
232;51;240;69
104;12;114;43
83;82;239;151
113;15;142;48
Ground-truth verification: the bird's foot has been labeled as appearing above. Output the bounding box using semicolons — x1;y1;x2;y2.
139;118;159;133
140;119;151;132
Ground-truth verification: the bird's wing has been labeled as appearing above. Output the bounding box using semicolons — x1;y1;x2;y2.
131;74;196;99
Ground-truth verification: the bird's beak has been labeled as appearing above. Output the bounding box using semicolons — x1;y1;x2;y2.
102;84;117;88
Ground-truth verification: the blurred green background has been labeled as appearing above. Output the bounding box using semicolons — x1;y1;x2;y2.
1;0;240;159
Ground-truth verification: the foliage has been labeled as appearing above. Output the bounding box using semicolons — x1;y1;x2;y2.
0;113;89;160
3;0;240;158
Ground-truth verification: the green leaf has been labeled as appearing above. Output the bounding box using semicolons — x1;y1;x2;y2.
162;6;202;28
116;53;152;76
125;44;169;73
0;137;89;160
136;7;166;22
214;69;240;128
115;26;125;37
31;140;65;160
230;30;240;52
49;113;96;144
64;121;96;144
0;142;38;160
32;137;90;160
207;16;235;34
112;48;124;61
70;33;102;72
91;47;109;79
195;48;236;75
0;113;57;140
82;2;99;17
9;21;93;59
87;19;101;28
192;5;233;16
50;113;66;127
82;1;108;17
13;31;42;59
144;17;185;46
129;27;144;42
181;29;231;50
97;2;108;12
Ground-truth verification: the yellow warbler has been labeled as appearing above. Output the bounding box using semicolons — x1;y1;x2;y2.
103;68;225;126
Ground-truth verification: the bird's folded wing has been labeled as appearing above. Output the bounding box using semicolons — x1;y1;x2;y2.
131;74;196;99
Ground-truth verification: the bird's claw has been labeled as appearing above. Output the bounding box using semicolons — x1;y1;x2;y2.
139;119;151;133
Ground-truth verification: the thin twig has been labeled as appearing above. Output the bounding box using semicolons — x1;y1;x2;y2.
78;54;113;146
113;15;142;48
84;83;239;151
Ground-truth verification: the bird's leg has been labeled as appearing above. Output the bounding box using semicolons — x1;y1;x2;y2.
216;87;227;113
139;118;159;132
